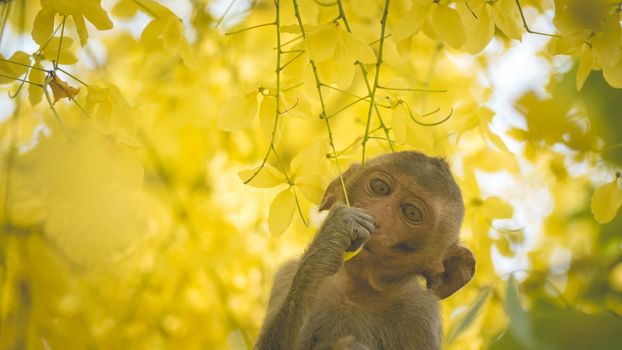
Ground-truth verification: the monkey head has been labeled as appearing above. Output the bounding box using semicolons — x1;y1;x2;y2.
319;151;475;299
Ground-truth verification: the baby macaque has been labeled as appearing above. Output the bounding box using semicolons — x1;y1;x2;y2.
256;151;475;350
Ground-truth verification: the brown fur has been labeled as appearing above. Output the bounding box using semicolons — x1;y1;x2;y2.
256;152;475;350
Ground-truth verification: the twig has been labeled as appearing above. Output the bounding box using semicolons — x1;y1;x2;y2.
600;142;622;152
327;96;368;119
242;4;285;186
280;98;299;114
403;101;454;126
131;0;160;18
0;0;11;46
0;74;43;87
241;1;308;227
34;23;63;56
359;0;391;164
279;51;305;71
292;0;351;207
336;0;394;161
225;22;275;35
515;0;560;38
321;83;368;99
378;85;447;93
465;1;478;19
53;16;66;70
422;43;443;114
57;67;89;87
215;0;238;28
276;34;303;49
42;81;70;138
368;34;391;46
8;79;26;98
0;58;46;71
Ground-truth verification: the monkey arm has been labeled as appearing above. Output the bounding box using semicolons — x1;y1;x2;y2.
255;233;350;350
255;206;374;350
254;258;325;350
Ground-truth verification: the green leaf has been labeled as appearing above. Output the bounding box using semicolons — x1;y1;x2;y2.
505;275;536;348
446;287;491;343
492;304;622;350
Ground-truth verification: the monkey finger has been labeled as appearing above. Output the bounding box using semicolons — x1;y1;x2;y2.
356;217;375;234
353;225;372;243
349;207;372;217
353;216;375;234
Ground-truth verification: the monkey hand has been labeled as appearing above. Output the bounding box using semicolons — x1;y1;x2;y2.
302;205;374;277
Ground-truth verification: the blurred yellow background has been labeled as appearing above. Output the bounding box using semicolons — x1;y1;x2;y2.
1;0;621;349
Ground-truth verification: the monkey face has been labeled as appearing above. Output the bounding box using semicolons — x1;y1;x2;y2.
319;151;474;297
347;169;451;278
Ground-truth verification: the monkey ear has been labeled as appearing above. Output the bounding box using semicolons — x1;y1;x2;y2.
426;245;475;300
318;164;361;211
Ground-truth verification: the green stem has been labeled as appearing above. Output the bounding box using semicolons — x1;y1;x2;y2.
8;80;26;98
131;0;160;18
292;186;309;227
337;0;394;161
277;35;303;49
0;1;12;46
0;58;46;71
600;142;622;152
0;74;43;87
378;85;446;93
515;0;560;38
404;101;453;126
34;23;63;56
279;51;305;71
57;67;89;87
53;16;66;70
242;1;286;186
327;96;368;119
292;0;351;208
422;43;443;114
360;0;391;164
225;22;275;35
42;81;70;139
214;0;237;28
321;83;369;100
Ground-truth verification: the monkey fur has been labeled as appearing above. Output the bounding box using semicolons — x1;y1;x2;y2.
255;151;475;350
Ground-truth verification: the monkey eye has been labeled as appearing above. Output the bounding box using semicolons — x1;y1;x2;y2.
370;178;391;196
401;203;422;223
